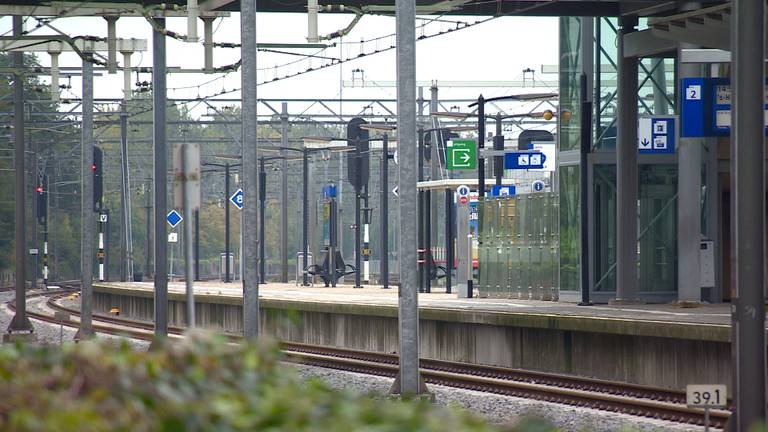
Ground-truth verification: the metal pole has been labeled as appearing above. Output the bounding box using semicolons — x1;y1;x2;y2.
280;103;289;282
363;184;370;284
354;192;362;287
302;150;310;286
445;188;452;294
225;163;231;283
380;134;389;289
494;113;503;185
30;115;38;288
145;185;152;278
354;145;362;288
78;49;95;339
119;104;131;282
152;17;168;338
330;197;338;287
579;16;593;306
98;215;105;281
614;16;639;303
182;145;195;328
732;0;766;425
7;15;34;336
417;129;424;293
194;209;200;281
477;95;485;199
259;158;267;283
424;189;431;293
241;0;260;339
393;0;423;396
579;71;592;305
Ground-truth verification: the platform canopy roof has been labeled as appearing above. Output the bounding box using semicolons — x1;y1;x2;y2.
0;0;732;18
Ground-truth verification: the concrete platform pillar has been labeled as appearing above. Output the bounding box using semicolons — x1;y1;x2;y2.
677;46;703;303
614;16;639;303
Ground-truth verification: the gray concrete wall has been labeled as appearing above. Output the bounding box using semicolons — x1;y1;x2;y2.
93;288;731;391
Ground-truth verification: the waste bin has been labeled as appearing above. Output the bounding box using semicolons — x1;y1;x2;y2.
133;272;143;282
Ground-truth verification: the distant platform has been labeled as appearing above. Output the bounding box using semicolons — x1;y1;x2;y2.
92;280;746;390
95;281;737;342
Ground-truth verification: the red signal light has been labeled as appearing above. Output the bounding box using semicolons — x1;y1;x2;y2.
92;164;97;172
35;186;43;193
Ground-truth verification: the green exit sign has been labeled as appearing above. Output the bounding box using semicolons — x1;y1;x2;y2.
446;139;477;170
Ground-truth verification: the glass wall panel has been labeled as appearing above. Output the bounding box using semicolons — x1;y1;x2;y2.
559;165;580;291
559;17;582;152
638;164;677;292
593;165;617;291
591;164;678;293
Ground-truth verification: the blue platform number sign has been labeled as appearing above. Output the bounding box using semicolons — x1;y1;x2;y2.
490;185;516;197
230;188;244;210
680;77;768;137
166;210;183;228
638;116;676;154
504;152;547;170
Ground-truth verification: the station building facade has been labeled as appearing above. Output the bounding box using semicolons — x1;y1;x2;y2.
557;17;727;303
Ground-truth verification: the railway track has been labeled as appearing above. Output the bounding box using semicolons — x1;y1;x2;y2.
8;287;731;429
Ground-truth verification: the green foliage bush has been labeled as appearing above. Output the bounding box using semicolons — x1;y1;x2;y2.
0;334;556;432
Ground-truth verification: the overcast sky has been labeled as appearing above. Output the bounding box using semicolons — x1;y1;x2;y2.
0;12;559;117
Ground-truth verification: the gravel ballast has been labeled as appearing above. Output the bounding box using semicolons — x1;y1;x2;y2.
0;290;719;431
292;364;717;432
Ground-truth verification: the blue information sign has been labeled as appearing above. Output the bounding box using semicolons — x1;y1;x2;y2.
681;77;768;137
490;185;516;197
504;152;547;170
166;210;183;228
638;116;676;154
322;184;337;199
230;188;244;210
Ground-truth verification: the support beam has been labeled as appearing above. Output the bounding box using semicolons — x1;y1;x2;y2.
105;16;118;74
152;18;169;338
280;103;289;283
614;16;639;304
579;16;593;307
122;51;132;100
78;51;95;339
677;44;702;302
392;0;424;396
49;49;60;102
731;0;767;426
7;16;34;337
203;17;214;73
241;0;260;339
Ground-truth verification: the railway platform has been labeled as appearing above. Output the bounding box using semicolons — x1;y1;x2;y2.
92;281;742;393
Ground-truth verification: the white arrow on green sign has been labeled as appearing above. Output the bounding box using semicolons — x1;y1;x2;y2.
446;139;477;170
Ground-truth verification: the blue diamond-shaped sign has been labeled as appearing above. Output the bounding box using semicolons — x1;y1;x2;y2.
230;188;244;210
166;210;183;228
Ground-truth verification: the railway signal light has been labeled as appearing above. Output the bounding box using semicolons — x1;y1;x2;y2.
93;146;103;209
36;176;47;225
